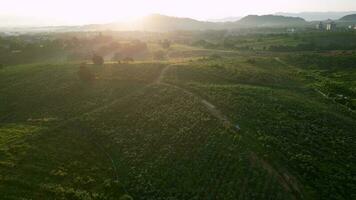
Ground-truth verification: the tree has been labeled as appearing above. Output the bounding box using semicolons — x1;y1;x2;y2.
92;54;104;65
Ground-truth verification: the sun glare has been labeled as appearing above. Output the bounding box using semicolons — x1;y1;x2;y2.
2;0;356;25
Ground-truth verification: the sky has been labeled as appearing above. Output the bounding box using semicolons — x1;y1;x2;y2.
1;0;356;25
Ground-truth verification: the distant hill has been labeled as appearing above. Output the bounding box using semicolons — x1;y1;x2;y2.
131;14;222;31
276;11;356;21
1;14;311;32
80;14;224;32
339;14;356;21
236;15;306;27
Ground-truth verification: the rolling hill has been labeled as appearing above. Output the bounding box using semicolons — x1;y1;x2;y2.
86;14;309;31
276;11;356;21
1;34;355;199
1;14;311;32
339;14;356;21
129;14;223;31
236;15;307;27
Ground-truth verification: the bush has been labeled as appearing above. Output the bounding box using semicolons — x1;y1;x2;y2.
92;54;104;65
78;63;94;82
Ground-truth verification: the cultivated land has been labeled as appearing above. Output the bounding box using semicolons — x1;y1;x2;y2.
0;32;355;199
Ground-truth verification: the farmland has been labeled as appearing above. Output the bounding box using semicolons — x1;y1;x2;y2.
0;31;355;199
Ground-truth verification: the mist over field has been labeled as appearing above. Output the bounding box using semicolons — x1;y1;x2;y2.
1;1;356;200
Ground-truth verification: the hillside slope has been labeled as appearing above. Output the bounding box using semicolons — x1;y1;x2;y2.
0;62;297;199
0;53;355;199
339;14;356;21
237;15;307;27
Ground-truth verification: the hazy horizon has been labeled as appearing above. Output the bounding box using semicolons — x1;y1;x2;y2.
1;0;356;26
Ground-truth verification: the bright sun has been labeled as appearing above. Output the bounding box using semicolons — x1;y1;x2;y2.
2;0;355;25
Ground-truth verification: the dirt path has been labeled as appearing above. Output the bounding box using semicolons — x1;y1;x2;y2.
158;65;234;127
156;65;171;84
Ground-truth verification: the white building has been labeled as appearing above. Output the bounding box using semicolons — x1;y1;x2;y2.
348;25;356;30
316;22;323;30
325;20;336;31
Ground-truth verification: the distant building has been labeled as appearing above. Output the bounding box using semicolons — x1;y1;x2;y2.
287;28;296;33
316;22;323;30
317;20;336;31
348;25;356;30
326;20;336;31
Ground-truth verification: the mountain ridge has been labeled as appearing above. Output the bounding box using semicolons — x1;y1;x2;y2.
1;13;310;32
276;11;356;21
339;14;356;21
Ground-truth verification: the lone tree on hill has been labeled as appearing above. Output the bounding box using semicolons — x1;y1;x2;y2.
92;54;104;65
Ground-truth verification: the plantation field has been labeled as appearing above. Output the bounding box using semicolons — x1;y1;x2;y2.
164;55;356;199
0;61;298;199
0;40;355;200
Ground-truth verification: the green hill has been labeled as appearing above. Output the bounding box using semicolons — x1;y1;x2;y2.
237;15;307;27
136;14;222;31
81;14;308;32
339;14;356;21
